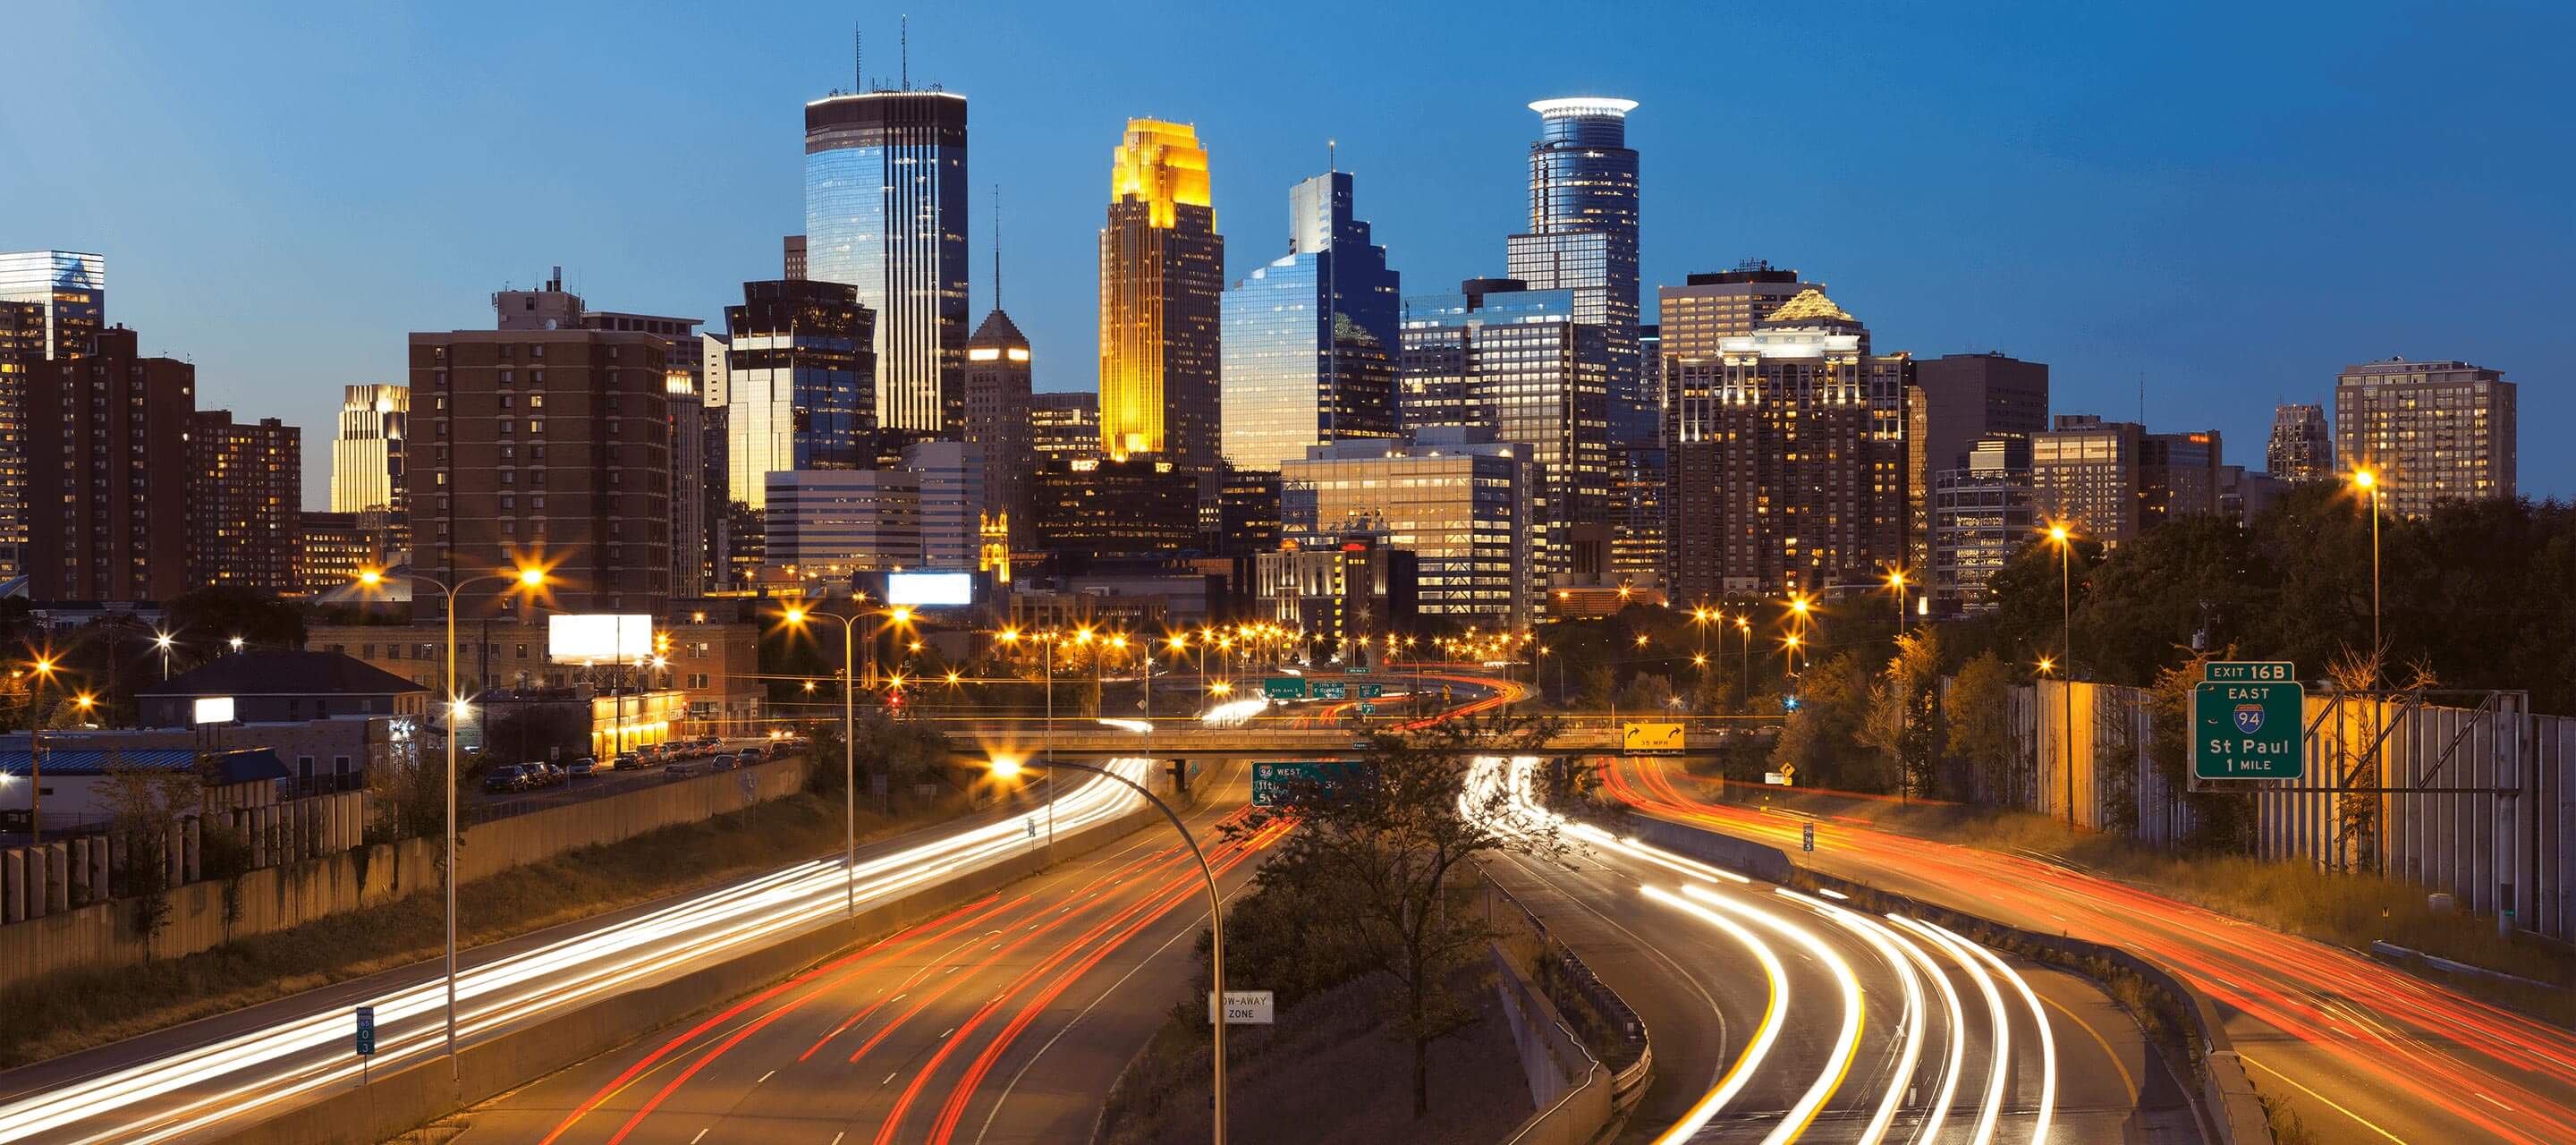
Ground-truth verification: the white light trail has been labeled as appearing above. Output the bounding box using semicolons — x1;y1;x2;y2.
1640;885;1788;1145
1953;923;2059;1145
1890;913;2012;1144
1679;884;1865;1145
1781;888;1922;1145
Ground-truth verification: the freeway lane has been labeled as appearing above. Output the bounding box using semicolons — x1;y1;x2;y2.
1471;757;2197;1143
448;763;1270;1145
1609;757;2576;1143
0;759;1158;1145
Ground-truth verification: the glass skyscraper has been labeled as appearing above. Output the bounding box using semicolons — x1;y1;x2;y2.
804;91;969;435
1219;170;1399;473
1504;99;1645;447
723;279;876;509
0;250;106;359
1099;119;1224;473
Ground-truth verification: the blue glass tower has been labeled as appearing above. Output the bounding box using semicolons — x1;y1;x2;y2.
723;279;876;509
804;90;968;435
1505;98;1644;446
1218;170;1400;472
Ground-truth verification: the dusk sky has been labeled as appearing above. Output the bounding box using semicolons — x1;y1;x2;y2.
5;1;2566;507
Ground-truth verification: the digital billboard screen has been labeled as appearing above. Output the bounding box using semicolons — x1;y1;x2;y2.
548;614;656;664
885;572;974;607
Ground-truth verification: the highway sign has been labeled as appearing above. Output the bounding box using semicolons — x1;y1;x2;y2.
2204;661;2295;683
2192;679;2305;780
1623;722;1684;751
1343;666;1368;674
1310;680;1348;700
1209;989;1275;1024
1251;761;1355;806
1263;677;1308;700
1354;683;1385;699
1801;823;1816;852
353;1005;376;1056
1357;703;1377;716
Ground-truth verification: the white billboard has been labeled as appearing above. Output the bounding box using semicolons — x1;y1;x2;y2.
548;614;655;665
192;697;235;725
885;572;973;607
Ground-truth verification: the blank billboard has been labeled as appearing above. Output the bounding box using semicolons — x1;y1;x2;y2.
885;572;973;607
549;614;655;664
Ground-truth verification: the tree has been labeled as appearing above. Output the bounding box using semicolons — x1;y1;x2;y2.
1227;711;1563;1118
1614;672;1676;717
809;711;953;799
1945;652;2020;803
1770;652;1880;791
99;760;200;941
1573;663;1617;713
165;585;307;656
1860;631;1945;799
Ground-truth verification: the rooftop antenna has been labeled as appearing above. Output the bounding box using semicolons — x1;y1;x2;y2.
1329;138;1337;173
2138;372;2146;424
901;14;909;91
853;24;861;93
991;183;1003;310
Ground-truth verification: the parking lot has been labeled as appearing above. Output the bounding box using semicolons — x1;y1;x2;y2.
465;737;809;823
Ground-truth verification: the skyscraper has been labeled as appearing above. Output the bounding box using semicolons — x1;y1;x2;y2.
1099;119;1224;472
0;250;106;583
2031;416;2221;543
0;250;106;360
189;411;301;593
330;384;409;560
1280;428;1536;628
28;326;193;602
2334;359;2515;516
1907;352;2050;572
804;90;969;434
723;279;876;508
0;301;43;582
1219;170;1399;472
1506;99;1644;446
2266;403;2332;484
962;309;1033;546
1666;288;1911;598
901;439;985;570
1030;392;1101;468
1931;434;2036;615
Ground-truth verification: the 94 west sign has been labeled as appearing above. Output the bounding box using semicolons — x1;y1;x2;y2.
2190;661;2304;781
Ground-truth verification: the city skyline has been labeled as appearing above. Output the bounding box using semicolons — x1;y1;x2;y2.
4;3;2569;508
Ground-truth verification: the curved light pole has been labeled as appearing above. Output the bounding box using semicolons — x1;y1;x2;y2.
2046;523;2076;827
359;564;545;1079
2352;468;2383;681
780;605;876;917
988;756;1224;1145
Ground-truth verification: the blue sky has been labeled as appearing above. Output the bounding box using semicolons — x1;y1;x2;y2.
5;2;2567;507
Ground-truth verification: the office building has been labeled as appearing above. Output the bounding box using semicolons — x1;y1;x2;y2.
189;411;301;592
1930;435;2035;615
1251;540;1419;649
2219;465;2284;526
27;327;192;601
1203;467;1281;556
2266;403;2332;484
0;251;106;583
1398;281;1609;587
763;469;921;577
1031;391;1100;467
804;90;969;433
1612;446;1667;589
1506;99;1645;446
1099;119;1224;472
665;367;707;598
962;309;1033;547
1219;170;1400;471
1666;288;1911;598
297;512;381;597
1280;428;1534;627
723;279;876;507
901;439;984;570
0;301;40;581
331;384;409;515
2140;428;2224;528
407;327;672;617
783;235;808;281
1638;324;1661;441
1033;456;1201;559
1908;352;2050;571
2334;359;2516;516
2033;415;2142;543
0;250;106;359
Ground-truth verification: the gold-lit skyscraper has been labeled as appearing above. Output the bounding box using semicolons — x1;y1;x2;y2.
1098;119;1223;473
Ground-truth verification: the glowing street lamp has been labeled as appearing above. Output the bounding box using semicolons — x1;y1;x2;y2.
2351;468;2384;677
2045;522;2078;827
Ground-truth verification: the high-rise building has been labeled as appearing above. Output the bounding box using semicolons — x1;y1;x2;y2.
804;91;969;434
763;469;920;577
1099;119;1224;472
1398;281;1609;588
0;301;42;581
331;385;409;518
295;511;381;597
783;235;808;281
27;327;192;601
1033;456;1201;558
1612;446;1667;589
1251;540;1419;649
962;309;1033;546
408;327;672;617
1280;428;1534;627
2265;403;2332;484
1907;352;2050;572
722;279;876;508
1930;434;2035;615
1666;288;1911;598
1506;99;1644;447
2219;464;2284;526
0;250;106;583
2334;359;2515;516
1203;467;1282;556
1219;170;1399;471
0;250;106;359
2140;429;2223;528
665;367;707;598
1637;324;1662;442
189;411;301;592
2033;414;2141;543
1031;391;1101;468
900;439;984;570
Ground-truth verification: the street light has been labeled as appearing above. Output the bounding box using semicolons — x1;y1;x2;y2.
24;656;59;844
152;632;175;682
1885;569;1909;635
987;755;1227;1145
2046;522;2077;827
2352;468;2383;680
354;562;546;1079
781;605;877;912
227;636;245;654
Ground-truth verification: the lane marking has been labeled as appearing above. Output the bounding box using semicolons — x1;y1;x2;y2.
2037;991;2137;1106
757;1070;774;1085
2241;1053;2410;1144
690;1130;708;1144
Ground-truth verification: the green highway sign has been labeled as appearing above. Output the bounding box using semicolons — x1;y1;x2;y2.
2204;661;2295;683
1262;677;1307;700
1344;666;1368;674
1251;760;1357;806
2192;679;2305;780
1354;683;1385;699
1311;680;1348;700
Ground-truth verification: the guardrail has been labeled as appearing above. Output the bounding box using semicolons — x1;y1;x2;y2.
1479;869;1652;1115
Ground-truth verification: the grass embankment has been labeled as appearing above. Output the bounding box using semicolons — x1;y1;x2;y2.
1682;765;2576;1024
0;791;964;1068
1097;970;1530;1145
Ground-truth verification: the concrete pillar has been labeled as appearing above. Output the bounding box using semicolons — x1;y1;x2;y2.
87;836;108;903
26;845;47;919
3;849;22;923
45;844;67;914
183;817;202;884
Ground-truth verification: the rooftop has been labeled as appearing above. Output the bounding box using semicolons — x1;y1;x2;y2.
136;650;429;700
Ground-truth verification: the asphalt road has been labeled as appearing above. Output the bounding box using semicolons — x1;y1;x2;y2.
1607;756;2576;1144
446;762;1266;1145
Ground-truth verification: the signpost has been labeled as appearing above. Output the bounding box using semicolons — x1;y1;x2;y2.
1209;989;1276;1025
1623;722;1684;752
1251;761;1353;806
2191;661;2305;781
1354;683;1385;699
1310;680;1348;701
353;1005;376;1086
1263;677;1308;700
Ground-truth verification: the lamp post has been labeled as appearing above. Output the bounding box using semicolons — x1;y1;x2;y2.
2353;469;2383;680
1886;570;1909;637
152;632;175;682
989;756;1226;1145
25;656;57;844
2046;523;2076;827
782;606;869;916
1735;615;1753;709
358;563;546;1079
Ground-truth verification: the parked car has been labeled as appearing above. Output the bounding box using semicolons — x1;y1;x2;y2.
708;753;740;771
565;759;597;779
540;762;569;785
735;744;765;763
664;759;702;780
614;752;641;771
481;765;529;794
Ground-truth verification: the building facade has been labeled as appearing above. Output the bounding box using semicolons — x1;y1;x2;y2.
296;511;380;596
1030;391;1099;469
1908;352;2049;571
0;250;106;360
0;250;106;584
762;469;921;577
723;279;877;507
189;411;301;593
804;91;970;434
2334;358;2516;517
28;327;192;601
962;309;1033;546
1250;541;1419;649
1505;99;1645;447
329;383;408;553
2140;429;2224;529
1099;120;1224;473
1930;435;2035;615
2032;414;2143;544
1032;456;1201;559
1279;428;1533;627
901;439;985;570
2266;402;2332;484
1218;170;1399;472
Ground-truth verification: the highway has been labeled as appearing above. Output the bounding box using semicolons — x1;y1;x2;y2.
443;762;1274;1145
1606;756;2576;1143
0;758;1160;1145
1469;756;2196;1143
